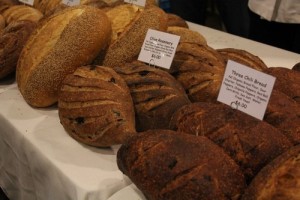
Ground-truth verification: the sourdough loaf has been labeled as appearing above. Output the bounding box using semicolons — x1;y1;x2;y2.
0;20;36;79
114;61;190;131
117;129;246;200
170;102;292;181
16;5;112;107
58;65;136;147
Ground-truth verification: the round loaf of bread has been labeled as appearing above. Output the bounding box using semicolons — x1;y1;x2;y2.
16;5;112;107
58;65;136;147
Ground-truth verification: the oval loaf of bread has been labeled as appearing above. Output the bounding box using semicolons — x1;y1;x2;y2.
16;5;112;107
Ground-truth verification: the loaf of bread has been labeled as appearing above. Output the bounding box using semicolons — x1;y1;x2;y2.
217;48;268;71
170;102;292;182
170;43;226;102
265;89;300;144
0;20;36;79
117;129;246;200
102;4;168;67
242;144;300;200
58;65;136;147
2;5;43;25
167;26;207;46
264;67;300;103
166;13;188;28
114;61;190;132
16;5;112;107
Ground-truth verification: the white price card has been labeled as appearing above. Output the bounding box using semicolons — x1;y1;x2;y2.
19;0;34;6
138;29;180;69
217;60;276;120
124;0;146;7
62;0;80;6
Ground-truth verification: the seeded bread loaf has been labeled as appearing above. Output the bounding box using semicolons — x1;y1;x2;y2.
58;65;136;147
16;5;112;107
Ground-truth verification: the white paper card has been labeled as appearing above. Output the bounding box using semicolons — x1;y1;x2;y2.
62;0;80;6
19;0;34;6
138;29;180;69
124;0;146;7
217;60;276;120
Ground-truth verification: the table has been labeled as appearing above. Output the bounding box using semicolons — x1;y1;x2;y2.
0;22;299;200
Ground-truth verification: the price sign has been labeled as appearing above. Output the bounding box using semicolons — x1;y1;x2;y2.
19;0;34;6
138;29;180;69
62;0;80;6
124;0;146;7
217;60;276;120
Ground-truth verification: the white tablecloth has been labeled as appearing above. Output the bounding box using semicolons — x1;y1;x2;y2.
0;22;299;200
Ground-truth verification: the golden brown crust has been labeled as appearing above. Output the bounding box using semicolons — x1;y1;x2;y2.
114;61;190;132
117;129;246;200
170;102;292;182
217;48;268;71
16;6;112;107
170;43;226;102
264;67;300;103
2;5;43;25
242;145;300;200
58;65;136;147
0;14;5;30
166;13;188;28
167;26;207;46
103;5;168;68
0;20;36;79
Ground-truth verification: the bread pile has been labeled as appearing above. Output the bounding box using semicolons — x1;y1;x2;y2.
1;0;300;199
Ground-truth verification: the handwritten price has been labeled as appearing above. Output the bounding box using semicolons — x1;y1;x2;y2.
151;54;161;59
230;100;247;109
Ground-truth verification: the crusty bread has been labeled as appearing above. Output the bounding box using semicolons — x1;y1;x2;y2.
16;5;112;107
264;67;300;103
166;13;189;28
0;20;37;79
293;62;300;72
102;4;168;67
167;26;207;46
114;61;191;132
2;5;43;25
0;14;5;30
242;144;300;200
58;65;136;147
217;48;268;71
170;102;292;182
170;43;226;102
117;129;246;200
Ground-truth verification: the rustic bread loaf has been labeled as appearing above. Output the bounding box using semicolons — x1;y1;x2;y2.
242;144;300;200
117;129;246;200
102;4;168;67
170;102;292;182
114;61;190;132
16;5;112;107
265;89;300;144
2;5;43;25
217;48;268;71
58;65;136;147
170;43;226;102
0;20;36;79
167;26;207;46
264;67;300;103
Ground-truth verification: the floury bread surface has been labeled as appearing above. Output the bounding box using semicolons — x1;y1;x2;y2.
16;5;112;107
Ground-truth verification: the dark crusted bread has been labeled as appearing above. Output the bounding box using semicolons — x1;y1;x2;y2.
0;20;36;79
166;13;188;28
242;144;300;200
169;102;292;182
58;65;136;147
265;89;300;145
117;129;246;200
217;48;268;71
114;61;190;132
169;43;226;102
293;62;300;72
264;67;300;103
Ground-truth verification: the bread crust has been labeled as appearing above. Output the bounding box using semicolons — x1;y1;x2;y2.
16;5;112;107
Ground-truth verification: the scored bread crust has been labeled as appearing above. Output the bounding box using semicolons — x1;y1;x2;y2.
16;5;112;107
103;5;168;68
